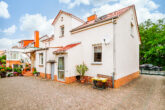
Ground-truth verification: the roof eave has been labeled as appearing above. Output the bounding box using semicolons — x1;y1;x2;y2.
71;16;118;32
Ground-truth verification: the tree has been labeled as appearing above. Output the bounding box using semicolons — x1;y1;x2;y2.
139;19;165;69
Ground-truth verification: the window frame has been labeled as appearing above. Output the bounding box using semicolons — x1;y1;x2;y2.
60;25;64;37
92;44;102;64
39;53;44;65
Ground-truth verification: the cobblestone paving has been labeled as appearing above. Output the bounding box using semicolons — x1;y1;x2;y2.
0;75;164;110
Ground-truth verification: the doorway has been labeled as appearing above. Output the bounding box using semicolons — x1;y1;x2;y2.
58;57;65;80
51;63;55;80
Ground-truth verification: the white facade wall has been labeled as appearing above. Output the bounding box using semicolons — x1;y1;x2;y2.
35;48;57;75
52;13;114;78
68;24;114;77
35;50;46;73
115;8;140;79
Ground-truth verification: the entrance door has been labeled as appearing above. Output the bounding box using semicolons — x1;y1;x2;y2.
58;57;65;80
51;63;54;80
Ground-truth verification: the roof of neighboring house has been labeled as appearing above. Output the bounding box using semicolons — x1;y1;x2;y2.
41;35;54;42
18;40;34;43
12;45;19;49
0;50;5;55
54;42;81;53
71;5;135;32
52;10;85;25
39;34;49;40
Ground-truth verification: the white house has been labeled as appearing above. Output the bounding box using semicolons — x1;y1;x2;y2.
29;5;141;88
6;48;30;68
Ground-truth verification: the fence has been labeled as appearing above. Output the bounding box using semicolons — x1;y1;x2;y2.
140;69;165;76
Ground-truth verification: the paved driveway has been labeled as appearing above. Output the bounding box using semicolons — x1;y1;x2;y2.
0;75;164;110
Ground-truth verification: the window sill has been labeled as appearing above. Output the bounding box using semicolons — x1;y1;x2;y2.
130;34;134;38
59;35;64;38
39;65;44;67
91;62;102;65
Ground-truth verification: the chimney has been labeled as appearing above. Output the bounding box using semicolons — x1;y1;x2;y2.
34;31;39;48
87;14;97;22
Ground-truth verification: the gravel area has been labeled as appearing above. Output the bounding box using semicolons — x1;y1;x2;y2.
0;75;165;110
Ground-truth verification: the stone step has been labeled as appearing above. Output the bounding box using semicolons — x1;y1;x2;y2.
23;71;33;76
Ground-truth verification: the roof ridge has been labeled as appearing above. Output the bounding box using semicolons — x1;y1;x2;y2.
52;10;85;25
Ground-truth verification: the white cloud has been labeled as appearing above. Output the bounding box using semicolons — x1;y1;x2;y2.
20;14;53;38
59;0;71;4
84;0;165;23
0;1;10;18
3;25;17;35
69;0;90;8
0;38;21;50
59;0;117;8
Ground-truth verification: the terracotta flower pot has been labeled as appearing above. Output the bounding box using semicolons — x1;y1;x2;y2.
80;79;85;83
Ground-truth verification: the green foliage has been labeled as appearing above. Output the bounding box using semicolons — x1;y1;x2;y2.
76;63;88;77
0;55;6;64
33;67;37;74
6;67;12;72
14;67;22;74
139;19;165;68
33;71;37;74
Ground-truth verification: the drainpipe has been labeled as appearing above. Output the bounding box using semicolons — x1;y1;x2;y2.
112;18;117;88
45;49;47;79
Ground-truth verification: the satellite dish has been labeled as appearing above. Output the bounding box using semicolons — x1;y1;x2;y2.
101;35;111;45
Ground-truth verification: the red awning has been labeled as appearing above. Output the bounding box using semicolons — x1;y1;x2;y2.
54;43;80;54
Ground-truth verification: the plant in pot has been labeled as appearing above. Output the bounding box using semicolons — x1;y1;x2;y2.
17;67;22;76
33;68;38;77
76;63;88;83
33;71;37;77
13;68;19;76
0;68;7;78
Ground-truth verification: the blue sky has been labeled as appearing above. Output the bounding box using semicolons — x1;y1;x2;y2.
0;0;165;50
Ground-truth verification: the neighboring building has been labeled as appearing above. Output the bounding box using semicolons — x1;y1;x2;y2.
6;49;30;68
6;40;32;68
18;40;34;48
27;5;141;88
0;50;5;57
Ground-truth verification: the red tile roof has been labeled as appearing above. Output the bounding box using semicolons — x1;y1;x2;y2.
55;43;81;53
41;35;54;42
71;5;135;32
70;5;141;42
52;10;85;25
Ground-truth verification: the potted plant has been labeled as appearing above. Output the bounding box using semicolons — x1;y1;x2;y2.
33;71;37;76
0;68;7;78
76;63;88;83
16;67;23;76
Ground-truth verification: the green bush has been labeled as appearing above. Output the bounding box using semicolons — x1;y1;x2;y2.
13;67;22;74
6;67;12;72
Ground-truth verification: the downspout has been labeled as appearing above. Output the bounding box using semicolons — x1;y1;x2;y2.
45;49;47;79
112;18;117;88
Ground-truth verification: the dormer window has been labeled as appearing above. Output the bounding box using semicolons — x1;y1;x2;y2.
60;25;64;37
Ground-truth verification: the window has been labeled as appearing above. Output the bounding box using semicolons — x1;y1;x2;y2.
39;53;44;65
94;45;102;62
10;52;19;60
60;25;64;37
131;22;134;37
61;17;63;22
